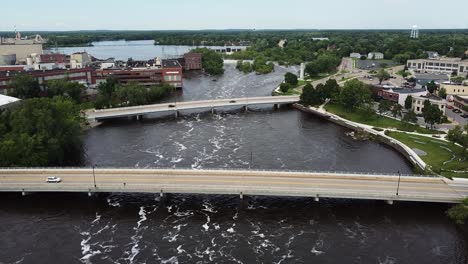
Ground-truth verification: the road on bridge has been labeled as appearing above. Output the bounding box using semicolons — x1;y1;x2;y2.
0;169;466;203
86;96;300;120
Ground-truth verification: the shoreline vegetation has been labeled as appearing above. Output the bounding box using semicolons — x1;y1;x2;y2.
34;29;468;65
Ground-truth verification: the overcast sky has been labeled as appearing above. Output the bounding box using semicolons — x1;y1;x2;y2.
1;0;467;31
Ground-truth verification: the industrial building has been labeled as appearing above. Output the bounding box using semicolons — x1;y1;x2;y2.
407;58;468;76
0;33;44;64
95;59;183;88
0;68;96;95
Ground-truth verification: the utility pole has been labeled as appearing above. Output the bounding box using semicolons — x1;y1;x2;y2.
396;170;401;196
93;164;97;188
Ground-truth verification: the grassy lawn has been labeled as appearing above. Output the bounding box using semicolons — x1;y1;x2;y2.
324;104;443;134
304;72;336;82
388;132;468;178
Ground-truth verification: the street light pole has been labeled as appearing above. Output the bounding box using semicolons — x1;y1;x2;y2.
93;164;97;188
396;170;401;196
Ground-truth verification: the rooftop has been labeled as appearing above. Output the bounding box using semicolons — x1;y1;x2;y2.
0;94;20;107
162;59;182;68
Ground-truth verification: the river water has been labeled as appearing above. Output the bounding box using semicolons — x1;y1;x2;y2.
1;42;467;264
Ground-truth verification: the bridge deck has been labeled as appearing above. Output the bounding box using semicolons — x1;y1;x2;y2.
0;169;466;203
86;96;300;120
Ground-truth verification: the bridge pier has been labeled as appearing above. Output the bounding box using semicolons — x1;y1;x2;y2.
160;190;164;197
136;115;142;121
243;105;249;112
211;108;215;114
386;200;394;205
273;104;279;110
88;191;92;197
314;196;319;202
21;189;26;196
240;192;244;200
174;111;180;118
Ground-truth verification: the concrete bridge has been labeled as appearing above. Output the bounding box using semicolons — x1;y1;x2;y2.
1;168;467;204
86;96;300;120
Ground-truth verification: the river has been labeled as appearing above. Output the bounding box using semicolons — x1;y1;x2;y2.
0;42;467;264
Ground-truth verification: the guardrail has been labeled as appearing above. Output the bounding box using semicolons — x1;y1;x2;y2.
0;167;440;178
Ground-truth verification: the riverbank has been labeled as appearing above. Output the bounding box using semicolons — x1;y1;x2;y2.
292;103;428;172
293;103;468;178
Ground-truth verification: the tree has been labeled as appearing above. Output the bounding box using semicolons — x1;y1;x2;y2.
10;74;41;99
451;76;465;84
426;81;437;94
339;79;372;109
421;100;443;129
447;198;468;225
305;61;319;77
300;83;322;106
280;83;291;93
402;110;418;123
323;79;340;101
47;79;86;103
378;100;393;115
376;69;390;85
360;55;367;60
191;48;224;75
447;125;468;156
438;88;447;99
405;95;413;110
284;72;298;86
0;97;83;167
391;104;403;118
115;83;149;107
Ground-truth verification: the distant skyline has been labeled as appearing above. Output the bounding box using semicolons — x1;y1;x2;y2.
1;0;467;31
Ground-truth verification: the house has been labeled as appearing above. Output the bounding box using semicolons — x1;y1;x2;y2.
70;52;92;69
350;53;361;59
412;94;447;115
368;52;384;60
426;51;439;59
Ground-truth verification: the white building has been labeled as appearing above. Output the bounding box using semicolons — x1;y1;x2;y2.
70;52;92;69
407;58;468;76
368;52;384;60
0;94;20;109
412;95;447;115
350;53;361;59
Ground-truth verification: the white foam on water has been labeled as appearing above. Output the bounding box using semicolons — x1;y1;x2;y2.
227;227;235;233
161;256;179;264
126;207;148;263
214;224;220;230
173;223;188;232
106;197;121;207
177;245;186;254
167;205;173;213
80;231;103;264
91;213;101;224
201;202;217;213
170;157;183;163
202;215;211;231
163;233;179;243
310;247;325;256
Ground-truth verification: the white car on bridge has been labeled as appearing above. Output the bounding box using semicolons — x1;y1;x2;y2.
46;176;62;183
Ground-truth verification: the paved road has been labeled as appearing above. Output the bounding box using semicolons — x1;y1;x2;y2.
0;169;466;203
86;96;300;120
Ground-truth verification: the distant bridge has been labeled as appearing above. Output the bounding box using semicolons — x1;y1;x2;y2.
86;96;300;120
1;168;467;204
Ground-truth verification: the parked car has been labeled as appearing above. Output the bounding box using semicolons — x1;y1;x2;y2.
453;108;462;113
46;176;62;183
461;113;468;118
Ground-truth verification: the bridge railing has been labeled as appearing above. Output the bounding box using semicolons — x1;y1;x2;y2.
0;167;440;178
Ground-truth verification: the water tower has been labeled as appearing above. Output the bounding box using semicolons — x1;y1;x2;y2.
410;25;419;39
